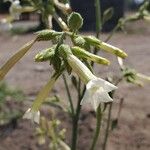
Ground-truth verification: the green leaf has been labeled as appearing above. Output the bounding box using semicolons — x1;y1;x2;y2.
67;12;83;31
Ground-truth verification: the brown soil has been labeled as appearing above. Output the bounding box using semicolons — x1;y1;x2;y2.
0;20;150;150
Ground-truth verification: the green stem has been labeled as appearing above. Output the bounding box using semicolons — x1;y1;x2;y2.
90;105;102;150
105;24;119;42
71;85;86;150
93;0;102;65
95;0;102;38
62;74;74;115
102;103;112;150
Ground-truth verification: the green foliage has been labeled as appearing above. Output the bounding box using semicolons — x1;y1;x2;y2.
0;81;24;125
67;12;83;32
0;81;24;104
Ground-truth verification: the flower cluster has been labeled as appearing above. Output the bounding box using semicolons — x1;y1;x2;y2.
0;12;127;124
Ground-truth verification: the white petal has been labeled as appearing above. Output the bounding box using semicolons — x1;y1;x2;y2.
92;97;100;111
88;78;117;92
97;90;113;103
103;80;117;92
23;108;40;124
80;86;91;105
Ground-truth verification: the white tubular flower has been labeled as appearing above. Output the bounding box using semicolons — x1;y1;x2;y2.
9;0;22;20
23;72;61;124
23;108;40;124
67;54;117;111
67;54;96;83
81;78;117;111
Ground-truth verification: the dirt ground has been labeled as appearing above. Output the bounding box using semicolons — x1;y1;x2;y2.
0;20;150;150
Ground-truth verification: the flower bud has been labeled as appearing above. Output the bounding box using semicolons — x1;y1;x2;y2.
67;12;83;31
35;47;55;62
98;42;127;59
36;30;62;41
84;36;101;45
71;46;110;65
84;36;127;59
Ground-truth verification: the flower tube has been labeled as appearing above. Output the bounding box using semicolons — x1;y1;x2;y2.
59;44;117;111
23;72;62;124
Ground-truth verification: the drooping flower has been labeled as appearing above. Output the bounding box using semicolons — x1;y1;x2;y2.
23;108;40;124
80;78;117;111
66;54;117;111
23;72;62;124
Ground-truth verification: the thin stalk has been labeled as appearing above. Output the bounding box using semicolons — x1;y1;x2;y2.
95;0;102;38
71;85;86;150
90;105;102;150
102;81;122;150
62;74;74;115
102;103;112;150
105;24;119;42
93;0;102;64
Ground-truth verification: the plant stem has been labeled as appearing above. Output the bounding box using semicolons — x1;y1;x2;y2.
105;24;119;42
93;0;102;64
102;103;112;150
71;85;86;150
90;105;102;150
62;74;74;115
95;0;102;38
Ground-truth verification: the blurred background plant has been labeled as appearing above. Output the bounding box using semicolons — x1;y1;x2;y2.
0;81;24;137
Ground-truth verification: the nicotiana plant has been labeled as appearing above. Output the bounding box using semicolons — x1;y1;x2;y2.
0;0;150;150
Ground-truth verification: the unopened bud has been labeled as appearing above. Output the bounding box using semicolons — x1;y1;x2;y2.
71;46;110;65
84;36;101;45
35;47;55;62
36;30;62;41
84;36;127;59
98;42;127;59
